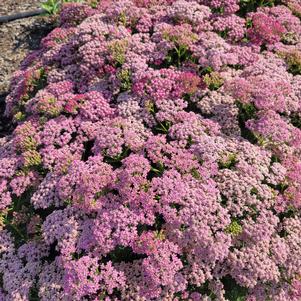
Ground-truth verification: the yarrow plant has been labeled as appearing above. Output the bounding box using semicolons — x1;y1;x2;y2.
1;0;301;300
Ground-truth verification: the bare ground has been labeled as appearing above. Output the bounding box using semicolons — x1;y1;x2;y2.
0;0;54;135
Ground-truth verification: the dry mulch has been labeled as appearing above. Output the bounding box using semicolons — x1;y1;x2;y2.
0;0;54;136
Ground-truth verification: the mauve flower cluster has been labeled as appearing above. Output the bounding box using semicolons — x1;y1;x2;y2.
1;1;301;300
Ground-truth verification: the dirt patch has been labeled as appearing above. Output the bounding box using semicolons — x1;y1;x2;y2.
0;0;55;136
0;0;54;94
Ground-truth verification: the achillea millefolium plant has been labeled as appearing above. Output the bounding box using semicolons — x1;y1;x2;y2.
1;0;301;300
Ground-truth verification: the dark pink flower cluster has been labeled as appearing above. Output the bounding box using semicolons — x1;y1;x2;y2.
1;1;301;300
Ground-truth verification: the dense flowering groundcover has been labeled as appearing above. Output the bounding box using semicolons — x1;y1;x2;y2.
1;0;301;300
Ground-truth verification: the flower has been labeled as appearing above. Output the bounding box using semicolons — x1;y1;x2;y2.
1;1;301;300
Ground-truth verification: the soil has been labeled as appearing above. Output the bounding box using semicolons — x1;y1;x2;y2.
0;0;55;136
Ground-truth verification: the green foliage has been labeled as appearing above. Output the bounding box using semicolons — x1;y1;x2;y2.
225;220;243;236
41;0;83;15
203;72;224;91
219;29;230;39
222;276;248;301
13;67;47;123
118;12;127;27
108;246;146;263
162;28;198;67
1;189;39;247
117;69;132;91
200;66;214;76
236;101;258;144
165;45;193;67
190;168;201;179
291;113;301;129
250;187;258;196
37;97;61;117
103;147;131;168
88;0;98;8
278;204;298;223
21;68;47;105
267;182;288;195
186;281;217;300
281;32;299;46
237;102;257;122
108;39;128;67
23;150;42;169
145;100;158;115
238;0;281;16
13;111;26;122
94;188;112;199
211;6;225;14
218;153;238;170
288;3;301;18
150;161;165;176
155;120;172;134
271;154;280;164
186;135;194;148
29;286;40;301
41;0;61;15
284;51;301;75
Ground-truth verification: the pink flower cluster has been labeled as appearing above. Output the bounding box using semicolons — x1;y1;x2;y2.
1;1;301;300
